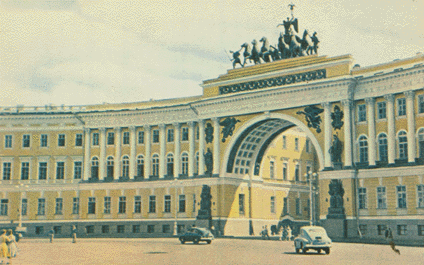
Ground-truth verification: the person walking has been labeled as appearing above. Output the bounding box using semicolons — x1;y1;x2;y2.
6;229;18;261
48;229;54;243
385;227;400;255
0;230;10;264
71;225;77;243
286;226;292;241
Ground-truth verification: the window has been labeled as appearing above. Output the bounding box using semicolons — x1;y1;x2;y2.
417;185;424;208
41;134;48;147
4;135;12;148
419;95;424;114
134;196;141;213
0;199;8;216
359;224;367;236
167;129;174;142
37;198;46;215
21;162;29;180
152;129;159;143
152;154;159;177
283;197;288;215
296;198;301;215
397;98;406;116
22;134;30;148
358;104;366;122
239;194;245;215
2;162;11;180
162;224;171;233
397;185;407;209
294;164;300;181
88;197;96;214
397;225;407;235
75;133;83;147
418;225;424;236
91;157;99;179
192;194;196;213
294;138;299;151
398;131;408;159
167;154;174;176
21;198;27;216
359;136;368;163
56;162;65;179
164;195;171;213
270;161;275;179
377;187;387;209
58;134;65;147
419;129;424;158
306;166;312;180
377;225;387;236
196;126;199;140
104;197;111;214
55;198;63;215
377;102;386;119
73;161;82;179
282;135;287;149
179;195;186;212
35;226;44;235
86;226;95;234
133;225;141;233
117;225;125;233
92;133;99;146
181;153;188;175
72;198;79;214
138;131;144;144
358;187;367;209
119;196;126;214
182;127;189;141
305;139;310;153
270;196;275;213
137;155;144;177
107;156;114;179
107;132;115;145
195;152;199;175
147;225;155;233
178;224;185;234
282;163;288;180
149;196;156;213
122;156;129;177
123;132;129;145
378;134;388;162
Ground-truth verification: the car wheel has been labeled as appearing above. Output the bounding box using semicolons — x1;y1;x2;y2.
193;238;199;244
317;249;321;254
324;248;330;255
207;240;212;244
180;239;185;244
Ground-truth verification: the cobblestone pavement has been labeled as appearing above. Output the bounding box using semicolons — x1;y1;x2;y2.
7;237;424;265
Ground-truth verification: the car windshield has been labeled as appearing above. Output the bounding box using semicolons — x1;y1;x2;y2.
306;228;327;238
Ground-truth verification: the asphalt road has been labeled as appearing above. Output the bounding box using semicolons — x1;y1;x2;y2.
7;237;423;265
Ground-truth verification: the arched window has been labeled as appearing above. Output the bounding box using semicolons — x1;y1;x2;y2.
107;156;114;179
181;153;189;175
122;156;129;177
167;153;174;177
91;157;99;179
378;134;388;162
418;128;424;158
152;154;159;177
359;136;368;163
195;152;199;175
137;155;144;177
398;131;408;159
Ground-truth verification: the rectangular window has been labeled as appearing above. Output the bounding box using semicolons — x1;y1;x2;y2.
134;196;141;213
123;132;129;145
377;225;387;236
418;225;424;236
295;138;299;151
306;166;312;180
162;224;171;233
56;162;65;179
397;185;407;209
86;226;95;234
417;185;424;208
21;162;29;180
397;225;407;235
41;134;48;147
0;199;8;216
92;133;99;146
133;225;141;233
102;225;109;234
305;139;310;153
377;186;387;209
117;225;125;233
270;161;275;179
283;197;288;215
152;129;159;143
138;131;144;144
282;135;287;149
358;104;367;122
358;187;367;209
58;134;65;147
359;224;367;236
167;129;174;142
377;102;387;119
164;195;171;213
419;95;424;114
177;224;185;234
38;162;47;180
35;226;44;235
295;164;300;181
75;133;83;147
149;196;156;213
21;198;28;216
239;194;245;215
107;132;115;145
147;225;155;233
119;196;126;214
2;162;11;180
5;135;12;148
37;198;46;215
55;198;63;215
282;163;288;180
22;134;30;148
397;98;406;116
182;127;189;141
88;197;96;214
104;197;111;214
73;161;82;179
270;196;275;213
179;195;186;213
192;194;196;213
72;198;79;214
296;198;301;215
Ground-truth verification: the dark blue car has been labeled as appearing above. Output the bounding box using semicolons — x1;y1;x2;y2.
179;227;214;244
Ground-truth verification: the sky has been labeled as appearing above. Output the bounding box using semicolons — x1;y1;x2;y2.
1;0;423;107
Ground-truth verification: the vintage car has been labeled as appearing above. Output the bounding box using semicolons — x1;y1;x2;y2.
179;227;214;244
294;226;332;254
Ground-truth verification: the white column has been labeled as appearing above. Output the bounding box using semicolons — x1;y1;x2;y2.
365;98;376;167
405;91;416;164
83;128;91;180
188;121;195;177
322;102;332;169
212;118;220;175
159;124;166;178
99;128;107;180
129;126;137;179
385;94;396;165
342;100;353;168
173;123;181;178
144;125;151;178
114;127;122;179
198;119;205;176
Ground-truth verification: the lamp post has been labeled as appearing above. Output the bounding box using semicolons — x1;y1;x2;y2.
171;179;180;236
304;171;318;226
15;183;28;232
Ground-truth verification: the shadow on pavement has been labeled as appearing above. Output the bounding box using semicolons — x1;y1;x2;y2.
283;252;326;255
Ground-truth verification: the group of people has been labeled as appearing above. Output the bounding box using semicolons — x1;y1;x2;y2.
280;226;293;241
0;229;18;264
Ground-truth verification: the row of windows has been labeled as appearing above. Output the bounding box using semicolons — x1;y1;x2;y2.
3;134;82;149
1;161;82;180
358;185;424;210
237;195;309;217
359;224;424;236
269;162;313;181
281;136;311;153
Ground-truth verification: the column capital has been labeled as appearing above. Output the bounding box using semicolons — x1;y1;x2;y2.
173;123;181;129
404;90;415;99
114;127;122;132
365;97;375;105
211;117;220;123
99;127;106;133
341;99;352;108
158;124;166;130
143;125;151;130
129;126;136;132
321;102;332;109
187;121;195;127
84;128;91;134
384;94;395;102
197;119;205;125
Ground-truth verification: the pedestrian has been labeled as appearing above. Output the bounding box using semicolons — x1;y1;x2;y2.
385;227;400;255
281;226;288;241
0;229;10;264
6;229;18;260
71;225;77;243
264;225;270;240
286;226;292;241
48;229;54;243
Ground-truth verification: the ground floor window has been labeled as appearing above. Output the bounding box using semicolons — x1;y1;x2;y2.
177;225;185;234
162;224;171;233
117;225;125;233
377;225;387;236
418;225;424;236
397;225;407;235
35;226;44;235
133;225;141;233
359;224;367;236
147;225;155;233
53;226;62;235
86;225;95;234
102;225;109;234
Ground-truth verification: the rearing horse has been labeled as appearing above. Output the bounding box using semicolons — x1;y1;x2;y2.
288;34;303;58
259;37;272;63
300;30;314;55
241;42;252;67
247;39;261;65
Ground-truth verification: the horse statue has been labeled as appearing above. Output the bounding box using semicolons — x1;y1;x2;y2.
241;42;252;67
259;37;272;63
246;39;261;65
299;30;314;55
277;33;290;59
288;34;303;58
269;45;281;61
311;32;319;54
229;49;243;69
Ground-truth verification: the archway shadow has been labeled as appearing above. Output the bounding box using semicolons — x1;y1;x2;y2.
283;251;326;255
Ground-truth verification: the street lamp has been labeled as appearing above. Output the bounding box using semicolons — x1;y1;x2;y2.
170;178;180;236
304;171;318;226
15;183;28;233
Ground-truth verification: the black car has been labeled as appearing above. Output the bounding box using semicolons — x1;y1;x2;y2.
179;227;214;244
